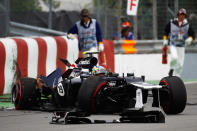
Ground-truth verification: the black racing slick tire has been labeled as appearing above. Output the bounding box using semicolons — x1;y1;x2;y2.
77;76;109;113
12;78;40;110
159;76;187;114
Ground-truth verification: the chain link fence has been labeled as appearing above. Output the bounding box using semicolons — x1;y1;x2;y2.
0;0;197;39
0;0;9;37
95;0;197;39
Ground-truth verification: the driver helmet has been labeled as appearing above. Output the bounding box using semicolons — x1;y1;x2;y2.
92;66;107;75
177;8;187;17
122;21;131;28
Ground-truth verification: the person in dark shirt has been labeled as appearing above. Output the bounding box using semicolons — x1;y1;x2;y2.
114;21;133;40
68;8;104;54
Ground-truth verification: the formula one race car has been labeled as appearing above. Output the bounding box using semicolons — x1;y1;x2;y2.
11;52;187;123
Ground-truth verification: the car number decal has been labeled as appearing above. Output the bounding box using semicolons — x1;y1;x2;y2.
57;83;65;96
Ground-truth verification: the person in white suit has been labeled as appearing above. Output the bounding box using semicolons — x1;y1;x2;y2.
163;8;195;76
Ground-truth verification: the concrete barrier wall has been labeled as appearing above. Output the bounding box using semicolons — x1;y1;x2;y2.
182;53;197;80
115;53;197;81
115;54;170;80
0;36;79;95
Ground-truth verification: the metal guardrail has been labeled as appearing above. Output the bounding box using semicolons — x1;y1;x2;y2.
135;40;197;54
9;21;197;54
114;40;197;54
9;21;67;36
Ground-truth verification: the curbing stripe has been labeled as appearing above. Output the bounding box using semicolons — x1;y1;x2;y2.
62;36;79;64
1;38;17;94
34;38;47;77
13;38;28;77
54;36;67;73
41;37;57;76
0;42;6;95
21;38;38;78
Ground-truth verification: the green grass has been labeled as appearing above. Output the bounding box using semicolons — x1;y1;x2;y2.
0;94;14;109
0;94;11;98
0;102;14;108
0;94;11;102
183;79;197;83
147;78;197;85
146;80;160;84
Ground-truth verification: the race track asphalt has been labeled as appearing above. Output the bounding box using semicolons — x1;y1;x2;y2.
0;82;197;131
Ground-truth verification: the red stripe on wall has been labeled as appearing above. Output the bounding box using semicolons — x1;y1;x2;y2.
34;38;47;77
78;51;82;58
13;38;28;77
0;42;6;95
102;40;115;72
53;36;67;73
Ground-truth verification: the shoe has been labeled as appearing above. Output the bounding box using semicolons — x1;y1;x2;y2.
168;69;174;77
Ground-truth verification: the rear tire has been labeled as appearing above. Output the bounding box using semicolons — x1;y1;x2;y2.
12;78;40;110
159;76;187;114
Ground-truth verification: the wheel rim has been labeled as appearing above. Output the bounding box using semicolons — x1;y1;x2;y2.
14;80;22;109
91;82;109;112
12;87;17;102
159;80;171;113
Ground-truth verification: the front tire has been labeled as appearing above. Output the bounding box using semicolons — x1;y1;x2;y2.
159;76;187;114
77;76;111;113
